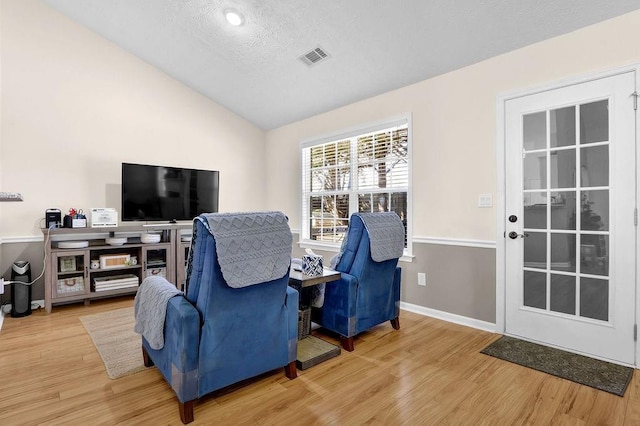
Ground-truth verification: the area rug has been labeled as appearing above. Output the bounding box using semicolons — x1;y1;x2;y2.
80;307;146;379
481;336;633;396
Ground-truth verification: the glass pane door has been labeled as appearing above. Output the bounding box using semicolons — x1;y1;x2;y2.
505;71;635;365
522;100;610;322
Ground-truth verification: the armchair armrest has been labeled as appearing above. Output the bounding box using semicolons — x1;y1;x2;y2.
143;295;200;403
321;272;358;337
285;286;299;362
165;296;201;370
393;266;401;315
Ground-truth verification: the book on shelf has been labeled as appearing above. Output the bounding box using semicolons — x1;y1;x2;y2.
93;274;139;291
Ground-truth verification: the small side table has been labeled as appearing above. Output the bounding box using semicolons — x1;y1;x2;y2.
289;268;341;370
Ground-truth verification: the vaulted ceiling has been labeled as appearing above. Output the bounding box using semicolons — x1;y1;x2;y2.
45;0;640;130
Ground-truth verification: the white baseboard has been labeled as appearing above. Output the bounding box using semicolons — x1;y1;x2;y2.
400;301;496;333
0;299;45;332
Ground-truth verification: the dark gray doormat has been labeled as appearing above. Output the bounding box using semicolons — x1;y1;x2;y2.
481;336;633;396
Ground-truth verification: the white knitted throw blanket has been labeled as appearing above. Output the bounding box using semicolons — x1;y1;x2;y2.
134;276;181;350
330;212;405;269
198;211;292;288
358;212;405;262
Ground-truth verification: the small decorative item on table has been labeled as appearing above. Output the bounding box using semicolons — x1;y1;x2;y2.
99;253;131;269
59;256;77;272
302;254;323;277
64;208;87;228
90;208;118;228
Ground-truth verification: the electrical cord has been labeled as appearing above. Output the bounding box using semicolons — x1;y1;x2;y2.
2;224;52;287
1;225;51;314
1;301;43;314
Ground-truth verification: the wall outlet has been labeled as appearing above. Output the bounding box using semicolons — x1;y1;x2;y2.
418;273;426;286
0;278;4;295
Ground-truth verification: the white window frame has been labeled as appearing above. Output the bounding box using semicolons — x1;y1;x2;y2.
299;114;413;260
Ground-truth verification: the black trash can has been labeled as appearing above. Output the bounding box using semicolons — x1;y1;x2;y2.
11;260;32;318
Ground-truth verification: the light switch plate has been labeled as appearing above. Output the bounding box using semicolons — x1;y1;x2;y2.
478;194;493;208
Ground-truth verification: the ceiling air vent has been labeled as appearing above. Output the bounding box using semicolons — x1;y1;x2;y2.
299;46;330;67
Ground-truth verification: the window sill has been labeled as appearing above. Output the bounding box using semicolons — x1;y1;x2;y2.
298;240;414;263
298;240;340;254
399;254;414;263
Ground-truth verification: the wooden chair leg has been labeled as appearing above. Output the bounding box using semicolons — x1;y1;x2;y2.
284;361;297;379
391;316;400;330
340;336;355;352
141;345;154;367
179;400;194;424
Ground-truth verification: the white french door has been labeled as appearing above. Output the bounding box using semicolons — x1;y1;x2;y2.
504;71;636;365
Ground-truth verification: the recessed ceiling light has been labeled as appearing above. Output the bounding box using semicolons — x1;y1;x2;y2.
224;9;244;26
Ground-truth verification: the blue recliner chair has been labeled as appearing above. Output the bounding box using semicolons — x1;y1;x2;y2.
312;212;404;351
138;212;299;424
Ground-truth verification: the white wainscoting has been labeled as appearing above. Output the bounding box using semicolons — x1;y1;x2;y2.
0;236;43;244
412;236;497;249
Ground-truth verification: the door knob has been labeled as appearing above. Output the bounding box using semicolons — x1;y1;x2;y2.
508;231;528;239
508;215;518;223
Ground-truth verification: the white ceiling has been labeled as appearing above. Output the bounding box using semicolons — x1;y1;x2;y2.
45;0;640;130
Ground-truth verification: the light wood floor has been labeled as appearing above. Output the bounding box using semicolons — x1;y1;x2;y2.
1;297;639;425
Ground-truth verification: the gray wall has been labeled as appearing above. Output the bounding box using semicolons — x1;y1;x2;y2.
403;243;496;323
292;234;496;324
1;242;46;306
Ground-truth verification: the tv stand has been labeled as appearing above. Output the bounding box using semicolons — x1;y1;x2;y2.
142;222;187;227
42;223;192;313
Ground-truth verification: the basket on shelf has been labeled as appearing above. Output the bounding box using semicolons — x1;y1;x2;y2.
57;277;84;294
298;308;311;339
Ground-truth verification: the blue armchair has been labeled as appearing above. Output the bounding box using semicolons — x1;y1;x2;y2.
312;212;403;351
139;212;298;424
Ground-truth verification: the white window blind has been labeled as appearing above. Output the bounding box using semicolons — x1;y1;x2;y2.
301;118;411;251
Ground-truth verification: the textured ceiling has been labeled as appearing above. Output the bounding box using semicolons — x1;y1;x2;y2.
44;0;640;130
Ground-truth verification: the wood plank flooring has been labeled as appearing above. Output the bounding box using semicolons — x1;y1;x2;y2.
0;296;638;425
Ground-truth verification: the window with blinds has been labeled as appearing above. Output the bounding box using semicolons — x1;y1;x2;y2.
301;118;411;251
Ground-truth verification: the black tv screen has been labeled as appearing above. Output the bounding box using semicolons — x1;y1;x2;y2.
122;162;219;222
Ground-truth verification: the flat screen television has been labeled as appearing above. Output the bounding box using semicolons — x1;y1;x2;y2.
122;162;219;222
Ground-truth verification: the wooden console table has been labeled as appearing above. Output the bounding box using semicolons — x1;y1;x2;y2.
289;267;341;370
